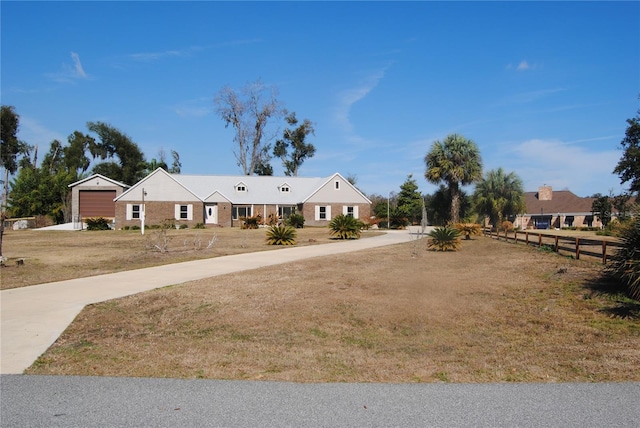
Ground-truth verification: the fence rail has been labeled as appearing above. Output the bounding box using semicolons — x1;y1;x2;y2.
483;228;623;264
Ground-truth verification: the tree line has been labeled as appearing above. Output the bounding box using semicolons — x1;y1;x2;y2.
0;106;181;227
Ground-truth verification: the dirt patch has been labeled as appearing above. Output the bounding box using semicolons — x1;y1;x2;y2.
27;236;640;383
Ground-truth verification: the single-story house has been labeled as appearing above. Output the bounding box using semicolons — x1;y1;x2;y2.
513;185;599;230
69;174;130;228
113;168;372;228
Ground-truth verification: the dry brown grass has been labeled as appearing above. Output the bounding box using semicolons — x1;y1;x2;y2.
1;227;373;289
26;236;640;383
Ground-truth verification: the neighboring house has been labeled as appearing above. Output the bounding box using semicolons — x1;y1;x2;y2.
69;174;130;228
113;168;371;228
513;185;598;230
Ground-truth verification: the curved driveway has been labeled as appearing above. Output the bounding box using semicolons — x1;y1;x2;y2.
2;228;639;427
1;229;421;374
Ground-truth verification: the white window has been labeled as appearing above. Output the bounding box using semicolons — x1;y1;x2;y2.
315;205;331;221
335;180;340;190
174;204;193;221
126;204;141;220
278;206;294;218
232;205;252;220
235;182;247;192
281;186;290;193
343;206;358;218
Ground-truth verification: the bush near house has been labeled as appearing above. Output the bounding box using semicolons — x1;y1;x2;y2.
329;214;363;239
85;217;111;231
241;215;261;229
286;213;305;228
265;225;297;245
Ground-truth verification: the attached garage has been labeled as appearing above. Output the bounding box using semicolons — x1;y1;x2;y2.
69;174;129;228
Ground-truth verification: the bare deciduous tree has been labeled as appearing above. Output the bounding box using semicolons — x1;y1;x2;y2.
215;79;283;175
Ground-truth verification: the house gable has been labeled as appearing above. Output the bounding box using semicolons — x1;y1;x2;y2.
115;168;200;202
303;173;371;204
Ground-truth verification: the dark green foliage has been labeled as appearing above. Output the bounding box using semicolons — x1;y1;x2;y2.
273;112;316;177
85;217;111;230
396;174;424;225
427;226;461;251
266;225;297;245
1;105;23;175
591;194;612;227
606;213;640;301
613;110;640;195
473;168;525;227
425;134;483;224
329;214;363;239
425;185;472;226
194;223;206;229
87;121;147;185
286;213;305;228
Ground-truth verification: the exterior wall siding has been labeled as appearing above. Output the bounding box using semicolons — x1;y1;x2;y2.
302;203;370;227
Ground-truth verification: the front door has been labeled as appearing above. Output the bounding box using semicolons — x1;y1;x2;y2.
205;204;218;224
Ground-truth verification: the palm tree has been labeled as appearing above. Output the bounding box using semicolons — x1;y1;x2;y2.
472;168;526;228
424;134;483;224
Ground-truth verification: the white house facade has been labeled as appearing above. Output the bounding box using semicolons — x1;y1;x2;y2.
113;168;371;228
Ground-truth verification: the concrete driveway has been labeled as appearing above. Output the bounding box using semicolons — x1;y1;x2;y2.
1;229;426;374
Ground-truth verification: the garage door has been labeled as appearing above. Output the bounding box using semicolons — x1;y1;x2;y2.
79;190;117;218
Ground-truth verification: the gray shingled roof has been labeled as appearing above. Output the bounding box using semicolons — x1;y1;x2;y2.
169;173;330;204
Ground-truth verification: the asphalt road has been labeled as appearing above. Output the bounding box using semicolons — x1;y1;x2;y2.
2;375;639;427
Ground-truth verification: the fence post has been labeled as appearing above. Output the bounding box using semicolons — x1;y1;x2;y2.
602;241;607;264
538;234;542;247
525;232;529;245
554;236;559;253
575;237;580;260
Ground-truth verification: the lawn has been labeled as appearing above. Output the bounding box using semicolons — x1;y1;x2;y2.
24;233;640;383
1;227;376;289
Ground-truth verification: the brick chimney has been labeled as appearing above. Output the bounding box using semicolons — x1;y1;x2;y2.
538;185;552;201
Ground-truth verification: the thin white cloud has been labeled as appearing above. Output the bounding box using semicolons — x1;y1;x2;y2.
332;67;388;134
45;52;90;83
506;60;539;72
494;138;623;196
70;52;87;78
128;39;262;62
173;98;212;118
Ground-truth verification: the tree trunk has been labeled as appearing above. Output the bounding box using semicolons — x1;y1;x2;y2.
450;184;460;224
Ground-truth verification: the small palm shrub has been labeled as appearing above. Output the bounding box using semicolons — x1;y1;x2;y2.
329;214;363;239
606;214;640;301
455;223;481;240
427;226;461;251
286;213;305;228
265;225;297;245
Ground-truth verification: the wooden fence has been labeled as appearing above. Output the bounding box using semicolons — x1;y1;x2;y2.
483;228;623;264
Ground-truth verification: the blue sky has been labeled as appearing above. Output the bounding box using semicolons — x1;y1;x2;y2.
2;1;639;198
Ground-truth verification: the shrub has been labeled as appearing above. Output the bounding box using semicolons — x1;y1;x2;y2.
427;226;461;251
130;225;140;230
179;224;188;229
606;214;640;301
499;220;514;232
241;215;261;229
329;214;363;239
455;223;481;240
286;213;305;229
266;212;280;226
194;223;206;229
85;217;111;231
266;225;297;245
